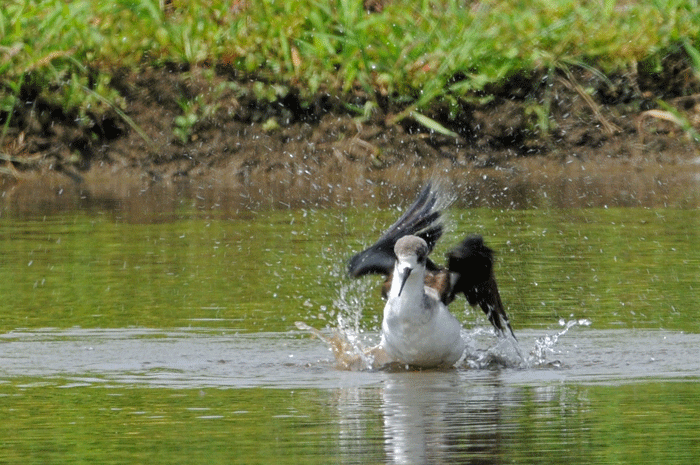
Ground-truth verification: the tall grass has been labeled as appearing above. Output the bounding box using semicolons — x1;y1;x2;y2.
1;0;699;133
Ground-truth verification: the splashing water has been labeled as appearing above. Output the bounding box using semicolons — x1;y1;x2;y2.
458;318;592;370
461;326;526;369
298;279;591;371
295;321;377;371
527;318;592;367
298;259;594;371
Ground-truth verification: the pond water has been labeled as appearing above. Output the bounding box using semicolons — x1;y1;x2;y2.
1;182;699;464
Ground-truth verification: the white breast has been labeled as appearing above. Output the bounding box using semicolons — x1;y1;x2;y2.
381;288;465;367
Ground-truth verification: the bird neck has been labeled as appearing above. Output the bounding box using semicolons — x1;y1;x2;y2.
389;264;425;301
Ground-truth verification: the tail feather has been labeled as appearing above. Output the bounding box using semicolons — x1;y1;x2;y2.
348;183;448;278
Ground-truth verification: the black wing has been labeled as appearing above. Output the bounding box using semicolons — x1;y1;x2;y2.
347;183;446;277
446;235;516;339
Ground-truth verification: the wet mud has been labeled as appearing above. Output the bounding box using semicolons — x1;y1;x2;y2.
2;64;699;211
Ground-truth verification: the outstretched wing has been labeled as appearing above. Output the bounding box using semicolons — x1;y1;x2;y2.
446;235;516;339
347;183;447;277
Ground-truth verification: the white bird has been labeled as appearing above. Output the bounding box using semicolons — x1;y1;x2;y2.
380;235;465;367
348;184;515;368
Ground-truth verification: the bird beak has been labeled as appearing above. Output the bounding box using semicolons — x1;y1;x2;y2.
398;266;412;297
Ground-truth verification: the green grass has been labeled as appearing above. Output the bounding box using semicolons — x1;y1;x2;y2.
1;0;699;136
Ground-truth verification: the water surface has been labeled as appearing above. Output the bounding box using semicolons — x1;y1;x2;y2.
1;189;699;464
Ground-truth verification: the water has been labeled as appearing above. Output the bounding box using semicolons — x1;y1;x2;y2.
2;325;700;388
1;188;699;463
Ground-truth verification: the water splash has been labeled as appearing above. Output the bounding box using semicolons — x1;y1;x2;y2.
458;319;591;370
461;317;593;370
295;321;378;371
297;281;383;370
461;326;526;369
297;316;593;372
299;259;591;371
527;318;592;367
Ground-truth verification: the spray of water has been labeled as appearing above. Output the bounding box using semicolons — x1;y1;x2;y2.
527;318;592;367
298;309;593;372
298;240;592;371
296;275;386;370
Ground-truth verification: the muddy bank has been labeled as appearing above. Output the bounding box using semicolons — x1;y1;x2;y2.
2;66;699;213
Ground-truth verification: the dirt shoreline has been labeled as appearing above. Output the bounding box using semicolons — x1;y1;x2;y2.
2;67;699;213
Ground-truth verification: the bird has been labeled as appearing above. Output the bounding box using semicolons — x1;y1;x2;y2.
347;183;515;368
